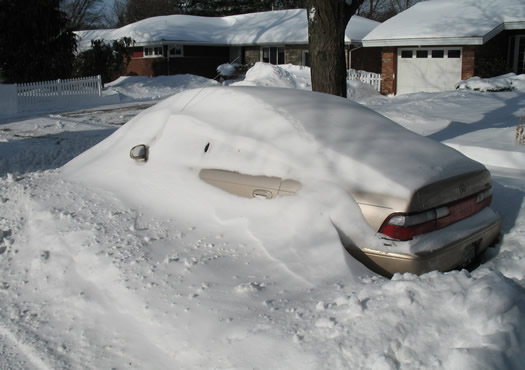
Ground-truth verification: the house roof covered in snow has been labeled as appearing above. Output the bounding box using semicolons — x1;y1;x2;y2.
362;0;525;47
76;9;379;51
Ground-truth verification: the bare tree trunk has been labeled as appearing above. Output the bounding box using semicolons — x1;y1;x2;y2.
307;0;364;98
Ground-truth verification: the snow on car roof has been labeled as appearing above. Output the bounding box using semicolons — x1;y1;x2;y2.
75;9;379;51
63;86;484;200
362;0;525;47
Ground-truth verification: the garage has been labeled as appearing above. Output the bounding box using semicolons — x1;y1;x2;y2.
396;48;462;95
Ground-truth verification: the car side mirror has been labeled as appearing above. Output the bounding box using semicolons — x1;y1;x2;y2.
130;144;148;162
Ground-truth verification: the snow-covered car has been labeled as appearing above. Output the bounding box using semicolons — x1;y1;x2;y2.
75;86;502;277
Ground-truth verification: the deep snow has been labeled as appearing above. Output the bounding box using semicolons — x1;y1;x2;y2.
76;9;379;51
362;0;525;46
1;65;525;369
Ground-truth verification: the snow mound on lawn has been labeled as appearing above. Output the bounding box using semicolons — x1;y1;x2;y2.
233;62;311;89
216;63;238;77
347;79;382;102
105;74;219;102
456;73;525;92
233;62;381;103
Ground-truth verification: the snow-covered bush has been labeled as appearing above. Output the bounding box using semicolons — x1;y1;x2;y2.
216;63;237;77
233;62;309;89
456;73;525;92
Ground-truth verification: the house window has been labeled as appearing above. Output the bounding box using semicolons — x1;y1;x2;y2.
262;47;285;64
432;50;444;58
416;50;428;58
448;50;461;58
169;44;183;57
401;50;413;58
144;46;164;57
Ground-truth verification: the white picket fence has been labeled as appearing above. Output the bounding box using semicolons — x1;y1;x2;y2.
16;75;102;111
348;69;381;92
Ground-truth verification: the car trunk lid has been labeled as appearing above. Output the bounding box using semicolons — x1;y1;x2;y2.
408;169;492;213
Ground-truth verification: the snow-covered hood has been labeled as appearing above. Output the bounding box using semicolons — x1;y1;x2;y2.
64;86;485;202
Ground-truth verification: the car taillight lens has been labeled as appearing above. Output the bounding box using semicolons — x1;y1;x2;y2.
379;188;492;241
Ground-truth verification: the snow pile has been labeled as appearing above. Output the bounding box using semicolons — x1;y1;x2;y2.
233;62;382;103
456;73;525;92
347;79;382;102
64;87;391;282
105;74;219;102
216;63;237;77
2;168;523;368
233;62;311;90
64;86;483;201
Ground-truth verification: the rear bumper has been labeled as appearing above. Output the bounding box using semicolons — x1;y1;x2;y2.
344;216;502;277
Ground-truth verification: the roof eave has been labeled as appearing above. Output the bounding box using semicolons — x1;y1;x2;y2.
482;23;506;43
362;37;484;47
503;20;525;30
133;40;313;47
362;20;525;48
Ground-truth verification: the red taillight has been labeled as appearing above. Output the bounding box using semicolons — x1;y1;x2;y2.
379;188;492;241
380;219;435;241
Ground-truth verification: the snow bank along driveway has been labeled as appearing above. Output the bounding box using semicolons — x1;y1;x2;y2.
1;87;525;369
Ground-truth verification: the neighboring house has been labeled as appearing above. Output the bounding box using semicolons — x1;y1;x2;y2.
361;0;525;95
76;9;380;79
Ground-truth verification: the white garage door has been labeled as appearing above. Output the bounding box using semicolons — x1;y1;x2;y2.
397;48;462;95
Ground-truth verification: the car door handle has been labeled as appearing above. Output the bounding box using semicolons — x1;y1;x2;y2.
252;189;273;199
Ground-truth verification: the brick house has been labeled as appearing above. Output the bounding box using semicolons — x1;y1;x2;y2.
76;9;380;79
361;0;525;95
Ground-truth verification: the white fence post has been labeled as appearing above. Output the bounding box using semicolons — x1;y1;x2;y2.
348;69;382;92
97;75;102;96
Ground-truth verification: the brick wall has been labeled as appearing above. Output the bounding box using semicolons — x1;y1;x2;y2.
125;45;230;77
131;47;144;59
126;56;230;78
381;47;397;95
127;58;159;76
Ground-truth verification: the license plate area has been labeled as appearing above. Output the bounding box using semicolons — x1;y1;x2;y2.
463;239;481;265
